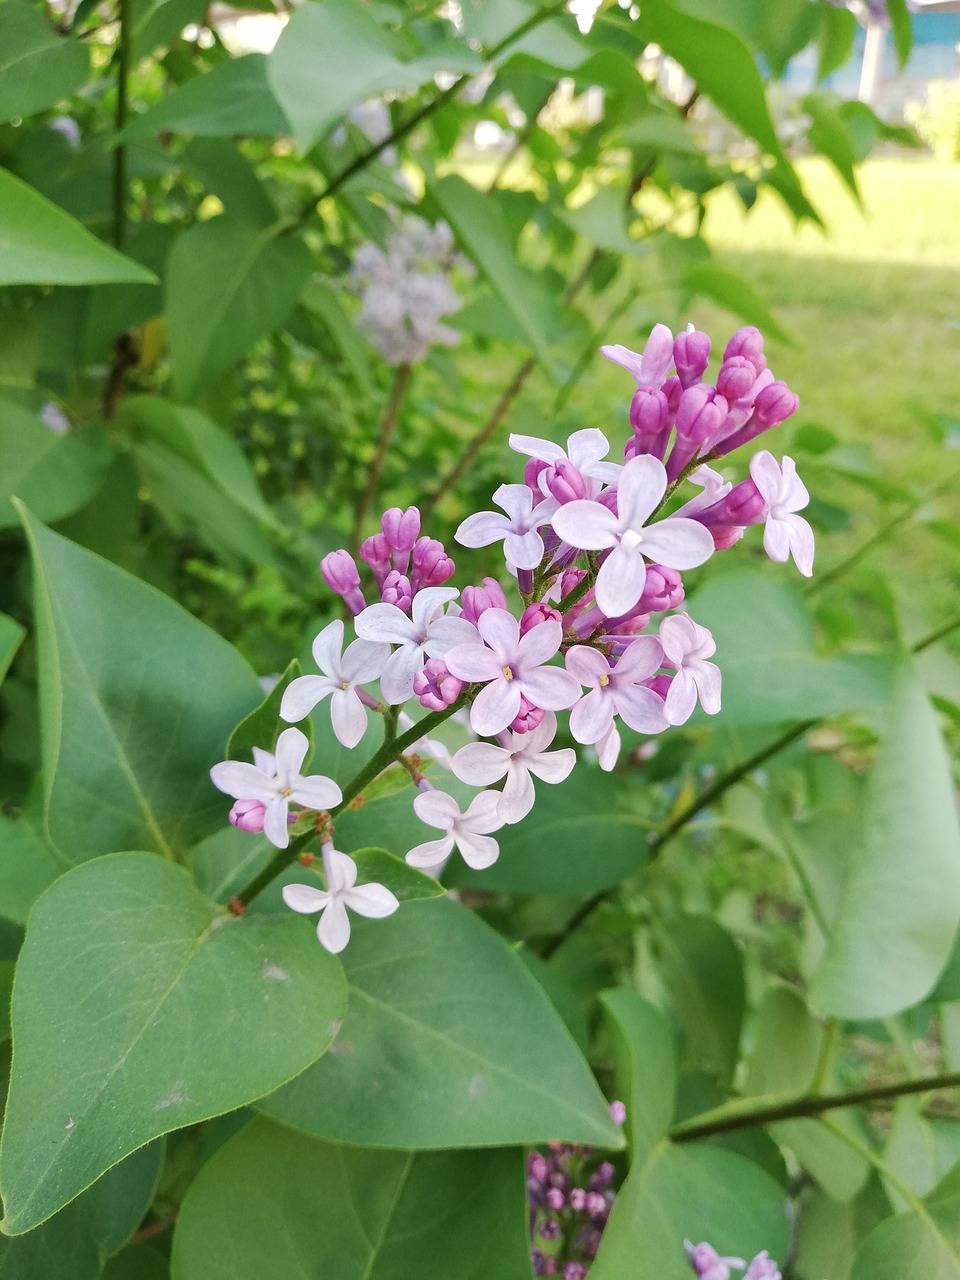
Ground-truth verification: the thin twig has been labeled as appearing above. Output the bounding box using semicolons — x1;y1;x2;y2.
112;0;130;249
351;363;412;555
670;1070;960;1143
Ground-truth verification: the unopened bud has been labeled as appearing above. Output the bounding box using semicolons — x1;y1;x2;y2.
321;549;367;614
510;696;545;734
380;506;420;552
716;356;756;403
460;576;508;625
413;659;463;711
229;798;266;833
359;534;392;587
723;325;766;372
411;536;455;588
545;459;587;504
673;328;711;389
638;564;684;612
381;570;412;612
520;602;562;635
630;385;670;456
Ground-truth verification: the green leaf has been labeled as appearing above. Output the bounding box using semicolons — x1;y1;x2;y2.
557;185;651;256
771;1116;870;1202
811;665;960;1019
0;796;65;927
351;848;443;904
267;0;482;152
689;568;894;724
131;0;206;59
257;895;624;1151
102;1244;168;1280
682;262;790;345
123;55;290;138
166;217;311;399
446;765;649;895
0;613;25;687
818;4;857;82
181;138;277;229
119;397;273;527
0;399;113;530
851;1162;960;1279
655;915;744;1088
0;0;89;124
0;963;12;1046
19;507;263;861
171;1118;530;1279
0;1144;161;1278
600;990;675;1162
590;1143;790;1279
745;986;822;1098
886;0;912;70
226;661;304;762
0;852;347;1234
0;168;156;287
300;280;376;397
189;825;271;905
804;92;862;204
429;175;557;370
883;1103;960;1212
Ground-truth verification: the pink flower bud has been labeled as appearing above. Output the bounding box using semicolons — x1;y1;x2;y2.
697;478;767;528
520;602;562;635
590;1161;616;1191
609;1100;627;1126
380;506;420;552
413;659;463;711
716;356;757;403
545;1187;565;1211
667;387;728;481
460;576;508;625
380;569;412;612
229;798;267;833
321;549;367;614
586;1191;608;1220
661;374;683;416
638;564;684;612
644;673;673;698
713;380;799;456
724;325;766;372
630;385;670;457
359;534;392;587
568;1188;587;1212
510;696;545;734
525;457;550;494
711;526;744;549
673;328;711;389
545;459;587;504
411;536;455;588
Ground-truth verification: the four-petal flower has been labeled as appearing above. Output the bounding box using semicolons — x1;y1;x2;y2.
406;789;505;870
450;711;576;823
282;844;398;954
658;613;721;724
355;586;478;704
566;637;667;743
455;483;558;570
552;455;715;619
210;727;342;849
280;619;389;747
749;450;815;577
508;428;622;493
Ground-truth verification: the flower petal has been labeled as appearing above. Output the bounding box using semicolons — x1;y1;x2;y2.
551;500;619;551
779;456;810;512
210;761;276;803
762;515;792;565
596;723;621;772
455;510;510;548
523;710;558;753
341;638;391;683
570;688;614;745
455;830;500;870
282;882;329;914
615;684;669;734
663;669;698;725
616;455;667;529
343;882;399;919
640;517;715;570
566;428;611;472
504;528;545;570
594;546;647;618
263;796;291;849
476;607;521;658
499;765;535;823
784;512;815;577
355;602;415;646
323;845;357;893
516;618;562;670
526;747;576;785
564;646;611;686
451;741;510;787
413;788;461;829
289;774;342;811
316;899;351;954
462;789;506;834
274;726;310;780
311;619;345;677
693;660;722;715
406;835;454;868
748;450;784;504
379;644;426;704
410;586;460;629
614;636;663;683
424;613;481;657
444;641;504;683
280;674;334;724
330;688;368;748
470;678;521;737
508;432;565;465
518;665;581;712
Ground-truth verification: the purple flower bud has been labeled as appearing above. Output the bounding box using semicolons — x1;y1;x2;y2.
695;478;766;529
568;1188;587;1212
711;526;745;550
526;457;550;494
544;1261;559;1277
630;385;671;458
674;328;711;389
638;564;684;613
539;1219;562;1242
359;534;392;587
411;536;455;589
413;659;463;712
321;549;367;614
716;356;757;403
723;325;766;372
545;459;587;504
510;696;545;734
610;1100;627;1126
662;373;683;416
744;1251;782;1280
586;1191;608;1220
229;798;267;833
531;1248;548;1276
460;577;508;625
583;1230;603;1259
590;1161;616;1191
667;387;728;482
381;569;412;612
380;505;420;552
564;1265;588;1280
714;380;799;456
529;1153;550;1185
545;1187;565;1212
520;602;562;635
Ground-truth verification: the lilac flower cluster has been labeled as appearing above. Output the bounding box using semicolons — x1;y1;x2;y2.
349;215;468;365
686;1240;782;1280
211;322;813;952
528;1102;626;1275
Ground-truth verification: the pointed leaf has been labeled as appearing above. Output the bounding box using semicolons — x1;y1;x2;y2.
171;1118;530;1280
600;990;676;1162
19;507;263;861
0;612;25;687
1;398;114;530
257;895;623;1151
851;1162;960;1279
0;852;347;1234
0;168;156;287
0;0;89;124
123;55;289;138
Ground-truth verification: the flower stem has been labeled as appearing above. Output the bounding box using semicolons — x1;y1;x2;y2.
351;362;412;556
669;1070;960;1144
111;0;130;249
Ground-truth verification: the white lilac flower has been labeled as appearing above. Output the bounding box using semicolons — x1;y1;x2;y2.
406;788;505;871
210;728;342;849
684;1240;746;1280
596;722;621;772
40;402;70;434
444;609;581;738
744;1252;782;1280
508;428;623;494
749;450;815;577
672;464;732;518
355;586;478;704
565;637;667;744
282;844;398;954
279;619;389;748
658;614;721;725
450;711;576;823
601;323;675;387
455;484;558;571
551;455;715;619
